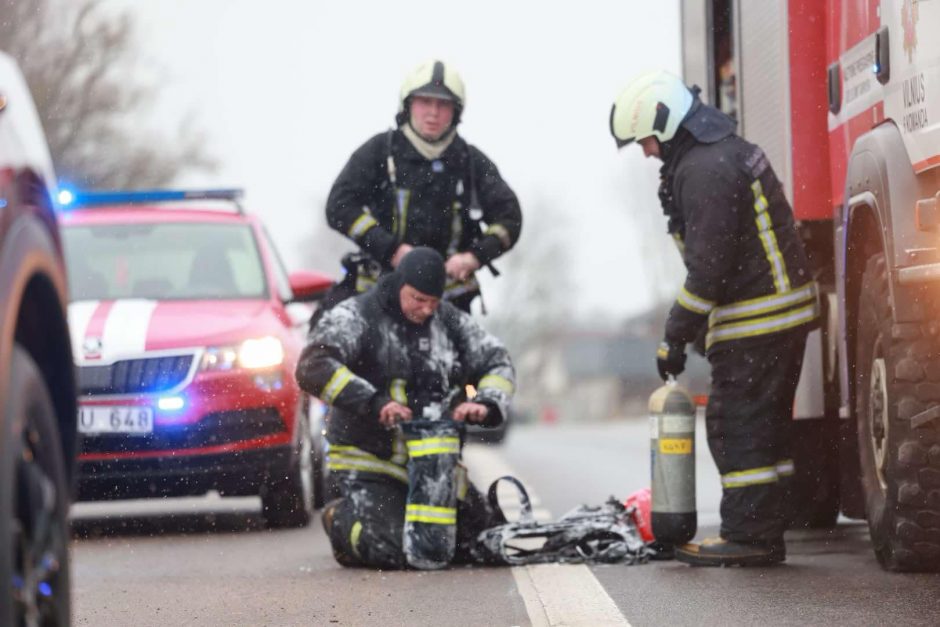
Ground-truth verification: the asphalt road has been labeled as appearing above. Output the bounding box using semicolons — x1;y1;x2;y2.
69;419;940;626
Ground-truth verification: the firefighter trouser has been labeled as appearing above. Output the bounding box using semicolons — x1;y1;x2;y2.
322;469;500;569
705;331;807;543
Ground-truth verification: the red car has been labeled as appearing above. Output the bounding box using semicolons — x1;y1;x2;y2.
58;190;331;527
0;50;76;625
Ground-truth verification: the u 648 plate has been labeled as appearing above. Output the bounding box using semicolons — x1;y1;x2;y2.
78;406;154;435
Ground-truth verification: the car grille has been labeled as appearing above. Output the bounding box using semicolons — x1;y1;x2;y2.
80;408;287;455
79;354;195;396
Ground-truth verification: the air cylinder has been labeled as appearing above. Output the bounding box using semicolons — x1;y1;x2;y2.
649;380;697;545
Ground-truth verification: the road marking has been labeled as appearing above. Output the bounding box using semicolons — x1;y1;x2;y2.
512;564;630;627
464;445;631;627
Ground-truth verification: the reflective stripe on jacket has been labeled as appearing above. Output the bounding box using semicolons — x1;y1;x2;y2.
662;131;818;351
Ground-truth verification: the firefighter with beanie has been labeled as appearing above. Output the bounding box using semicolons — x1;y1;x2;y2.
610;71;819;567
322;59;522;314
295;247;515;568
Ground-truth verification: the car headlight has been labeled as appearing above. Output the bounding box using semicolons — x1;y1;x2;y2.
201;337;284;371
238;337;284;369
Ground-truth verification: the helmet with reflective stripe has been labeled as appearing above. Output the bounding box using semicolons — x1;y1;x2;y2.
397;60;466;126
609;70;694;148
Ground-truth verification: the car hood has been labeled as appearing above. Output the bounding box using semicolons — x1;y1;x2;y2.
68;299;280;365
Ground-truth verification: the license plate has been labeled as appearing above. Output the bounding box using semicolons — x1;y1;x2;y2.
78;406;154;435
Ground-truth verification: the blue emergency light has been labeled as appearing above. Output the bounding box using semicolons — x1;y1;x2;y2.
59;188;245;213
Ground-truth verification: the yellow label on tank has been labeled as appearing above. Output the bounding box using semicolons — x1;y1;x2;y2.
659;438;693;454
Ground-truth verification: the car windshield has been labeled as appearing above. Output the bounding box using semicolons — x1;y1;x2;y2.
62;222;268;301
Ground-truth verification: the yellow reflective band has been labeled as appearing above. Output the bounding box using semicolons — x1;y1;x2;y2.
456;464;469;501
721;465;779;488
677;285;715;315
706;301;819;349
392;189;411;240
672;232;685;254
349;521;363;559
405;504;457;525
751;179;790;293
347;213;378;239
322;366;354;405
478;374;514;394
485;224;512;250
391;432;408;466
659;438;693;454
776;459;795;477
710;281;818;325
327;446;408;483
406;437;460;457
755;211;772;232
656;345;669;359
389;378;408;404
355;275;377;293
758;230;791;293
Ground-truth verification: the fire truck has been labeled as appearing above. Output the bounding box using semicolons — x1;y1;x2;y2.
680;0;940;571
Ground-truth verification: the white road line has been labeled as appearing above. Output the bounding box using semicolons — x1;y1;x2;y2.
463;445;631;627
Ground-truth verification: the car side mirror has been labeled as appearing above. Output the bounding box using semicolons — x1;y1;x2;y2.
288;270;333;303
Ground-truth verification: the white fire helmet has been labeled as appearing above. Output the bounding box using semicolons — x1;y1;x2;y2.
397;60;466;125
609;70;694;148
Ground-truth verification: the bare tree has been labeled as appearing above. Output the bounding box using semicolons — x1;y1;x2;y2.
296;195;356;277
484;195;574;354
0;0;214;188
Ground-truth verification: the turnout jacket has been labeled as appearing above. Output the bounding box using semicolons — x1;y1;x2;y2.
295;274;515;462
326;130;522;270
660;103;818;352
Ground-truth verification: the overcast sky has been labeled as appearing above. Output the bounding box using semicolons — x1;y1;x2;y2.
108;0;684;319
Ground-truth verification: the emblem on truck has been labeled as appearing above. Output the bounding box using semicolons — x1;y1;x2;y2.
902;0;919;62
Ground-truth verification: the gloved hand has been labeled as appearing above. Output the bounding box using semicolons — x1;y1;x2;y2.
656;341;686;381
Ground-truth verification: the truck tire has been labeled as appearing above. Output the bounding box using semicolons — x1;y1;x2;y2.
261;412;314;528
0;346;71;625
855;254;940;571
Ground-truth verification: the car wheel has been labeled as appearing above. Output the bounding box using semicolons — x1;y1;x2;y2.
261;411;314;529
855;254;940;571
0;346;71;626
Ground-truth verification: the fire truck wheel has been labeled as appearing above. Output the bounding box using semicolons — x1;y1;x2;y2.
855;254;940;572
1;346;71;625
261;411;314;529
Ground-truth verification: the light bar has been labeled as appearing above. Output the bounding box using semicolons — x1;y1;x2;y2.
64;188;245;213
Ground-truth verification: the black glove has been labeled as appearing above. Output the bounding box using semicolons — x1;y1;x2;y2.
656;341;686;381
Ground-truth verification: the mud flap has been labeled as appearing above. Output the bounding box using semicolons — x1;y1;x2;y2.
401;420;461;569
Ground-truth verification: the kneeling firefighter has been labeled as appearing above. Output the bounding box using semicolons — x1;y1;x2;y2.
609;71;819;566
319;59;522;320
295;247;515;569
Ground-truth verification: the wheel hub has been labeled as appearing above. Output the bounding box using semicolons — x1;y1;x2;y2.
868;356;890;493
13;427;64;626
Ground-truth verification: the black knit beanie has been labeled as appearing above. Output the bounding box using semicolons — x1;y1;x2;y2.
398;247;446;298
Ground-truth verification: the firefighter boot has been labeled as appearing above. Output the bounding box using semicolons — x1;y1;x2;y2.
675;536;786;567
321;498;361;568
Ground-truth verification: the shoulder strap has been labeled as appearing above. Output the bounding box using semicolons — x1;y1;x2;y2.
385;128;397;186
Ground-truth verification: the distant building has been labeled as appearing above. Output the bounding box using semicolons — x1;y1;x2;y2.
515;313;709;423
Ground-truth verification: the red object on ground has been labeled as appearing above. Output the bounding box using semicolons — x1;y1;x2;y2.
624;487;654;543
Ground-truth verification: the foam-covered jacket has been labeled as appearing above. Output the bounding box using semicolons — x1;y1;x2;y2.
295;274;515;459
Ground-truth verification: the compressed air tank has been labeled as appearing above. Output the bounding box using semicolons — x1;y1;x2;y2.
649;380;697;545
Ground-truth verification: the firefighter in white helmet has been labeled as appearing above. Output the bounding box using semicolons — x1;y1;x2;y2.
611;70;819;567
320;60;522;318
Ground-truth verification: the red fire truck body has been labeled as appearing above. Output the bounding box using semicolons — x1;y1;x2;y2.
681;0;940;571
